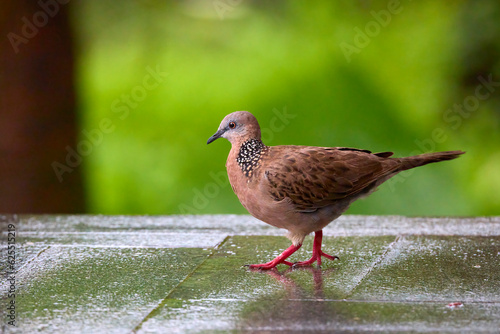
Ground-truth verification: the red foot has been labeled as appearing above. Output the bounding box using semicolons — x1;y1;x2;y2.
292;230;338;268
245;230;338;270
245;244;301;270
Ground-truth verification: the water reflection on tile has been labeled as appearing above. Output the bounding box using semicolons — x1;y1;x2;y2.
350;236;500;302
2;247;210;334
165;235;395;301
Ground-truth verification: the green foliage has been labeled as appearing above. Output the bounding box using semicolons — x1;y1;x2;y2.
72;0;500;215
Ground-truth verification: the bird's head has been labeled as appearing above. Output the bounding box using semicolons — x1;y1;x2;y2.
207;111;262;146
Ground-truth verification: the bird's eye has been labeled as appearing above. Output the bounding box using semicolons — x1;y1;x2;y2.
229;122;236;129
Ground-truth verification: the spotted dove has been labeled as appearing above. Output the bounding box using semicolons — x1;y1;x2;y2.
207;111;465;269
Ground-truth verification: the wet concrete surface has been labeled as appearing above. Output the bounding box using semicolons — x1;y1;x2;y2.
1;215;499;333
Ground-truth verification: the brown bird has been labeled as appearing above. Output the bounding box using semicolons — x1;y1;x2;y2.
207;111;464;270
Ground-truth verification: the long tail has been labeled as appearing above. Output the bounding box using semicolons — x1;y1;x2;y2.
399;150;465;171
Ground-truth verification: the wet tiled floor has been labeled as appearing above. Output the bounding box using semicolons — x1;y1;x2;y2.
1;215;499;333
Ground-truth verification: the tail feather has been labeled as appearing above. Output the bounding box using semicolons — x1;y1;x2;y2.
400;150;465;171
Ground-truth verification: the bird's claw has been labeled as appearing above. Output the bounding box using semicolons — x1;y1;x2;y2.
243;260;294;270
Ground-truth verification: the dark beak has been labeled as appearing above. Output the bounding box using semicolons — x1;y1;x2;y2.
207;129;225;144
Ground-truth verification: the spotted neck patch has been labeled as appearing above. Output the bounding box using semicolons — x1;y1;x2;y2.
236;139;268;178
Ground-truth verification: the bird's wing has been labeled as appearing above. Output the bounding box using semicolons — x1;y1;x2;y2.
263;146;400;212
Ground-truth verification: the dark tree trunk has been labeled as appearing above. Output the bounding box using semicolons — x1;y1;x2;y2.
0;1;85;213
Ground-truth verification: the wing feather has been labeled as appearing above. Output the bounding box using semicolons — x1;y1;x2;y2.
263;146;400;212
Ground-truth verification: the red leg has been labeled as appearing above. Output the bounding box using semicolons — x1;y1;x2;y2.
245;243;302;270
293;230;338;268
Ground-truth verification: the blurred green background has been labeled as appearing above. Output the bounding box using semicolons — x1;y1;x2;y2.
72;0;500;216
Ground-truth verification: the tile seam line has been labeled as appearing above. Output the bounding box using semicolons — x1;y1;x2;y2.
1;245;52;293
130;235;232;334
342;234;402;299
16;245;51;274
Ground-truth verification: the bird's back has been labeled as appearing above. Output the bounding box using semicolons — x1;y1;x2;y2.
259;145;402;212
